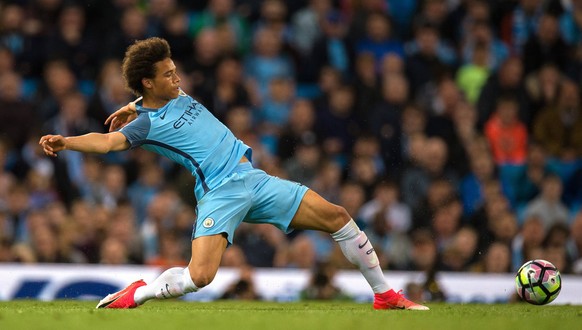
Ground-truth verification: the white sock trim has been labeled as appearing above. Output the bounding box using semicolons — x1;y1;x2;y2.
331;219;359;241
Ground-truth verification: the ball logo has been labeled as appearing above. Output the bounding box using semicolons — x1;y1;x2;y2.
203;218;214;228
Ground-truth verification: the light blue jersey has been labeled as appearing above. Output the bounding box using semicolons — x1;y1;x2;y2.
119;91;252;201
119;91;308;243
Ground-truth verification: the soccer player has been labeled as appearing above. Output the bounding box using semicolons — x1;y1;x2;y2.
39;37;428;310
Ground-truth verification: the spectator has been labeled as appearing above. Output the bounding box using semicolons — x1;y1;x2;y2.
220;244;248;268
347;0;388;43
532;79;582;159
42;91;102;206
499;142;558;211
189;0;251;55
560;0;582;45
455;41;490;105
430;196;464;253
512;215;546;271
359;181;411;234
0;71;37;150
256;76;296;141
337;181;367;227
489;210;519;247
351;134;385;180
33;60;79;121
198;56;250;122
501;0;545;54
146;231;188;268
220;264;261;300
234;223;288;268
405;20;456;98
225;106;272;170
447;101;479;176
476;56;530;129
352;52;381;122
244;26;294;102
348;157;383;200
522;174;570;229
277;99;317;162
442;225;479;271
104;6;151;60
524;63;562;119
284;234;317;269
106;201;143;264
44;4;99;81
308;10;353;88
185;28;221;100
283;135;321;188
470;184;512;252
253;0;292;46
316;84;360;161
127;162;164;224
412;178;456;230
159;8;193;65
87;59;133;125
459;151;497;216
461;20;509;71
484;96;528;165
470;241;512;273
290;0;332;58
140;189;183;261
359;181;411;269
0;4;46;78
406;228;438;272
300;261;350;300
99;237;130;265
401;137;458;210
367;74;408;170
310;160;343;204
413;0;454;43
355;12;404;72
523;13;571;75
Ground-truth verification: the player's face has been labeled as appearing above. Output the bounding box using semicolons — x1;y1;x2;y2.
147;58;181;104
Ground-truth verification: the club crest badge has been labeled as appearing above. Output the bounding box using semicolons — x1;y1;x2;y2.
203;218;215;228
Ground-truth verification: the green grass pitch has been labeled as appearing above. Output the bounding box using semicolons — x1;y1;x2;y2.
0;301;580;330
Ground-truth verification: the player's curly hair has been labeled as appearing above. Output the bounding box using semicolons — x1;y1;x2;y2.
122;37;172;96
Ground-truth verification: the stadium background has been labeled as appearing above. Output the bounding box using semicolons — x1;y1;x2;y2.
0;0;581;303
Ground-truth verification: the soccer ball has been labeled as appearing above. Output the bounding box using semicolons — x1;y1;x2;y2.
515;259;561;305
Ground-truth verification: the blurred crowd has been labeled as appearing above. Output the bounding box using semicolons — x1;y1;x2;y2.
1;0;582;297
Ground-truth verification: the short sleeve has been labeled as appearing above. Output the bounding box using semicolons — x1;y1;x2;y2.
119;112;151;149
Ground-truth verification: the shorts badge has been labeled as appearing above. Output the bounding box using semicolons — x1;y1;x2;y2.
203;218;215;228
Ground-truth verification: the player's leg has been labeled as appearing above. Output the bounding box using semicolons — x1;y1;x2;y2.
290;190;390;293
290;190;429;310
133;234;228;303
97;234;227;309
132;167;252;305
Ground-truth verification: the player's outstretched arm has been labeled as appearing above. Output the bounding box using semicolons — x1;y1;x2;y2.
105;97;142;132
39;132;130;157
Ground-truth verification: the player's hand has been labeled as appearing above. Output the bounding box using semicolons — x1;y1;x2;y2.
105;99;139;132
39;134;66;157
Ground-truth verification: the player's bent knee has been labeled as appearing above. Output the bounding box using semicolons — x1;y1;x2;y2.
327;205;351;232
334;205;351;224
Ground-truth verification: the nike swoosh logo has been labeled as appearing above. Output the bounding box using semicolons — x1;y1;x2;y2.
97;294;119;308
165;283;171;296
160;110;167;120
358;238;369;249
